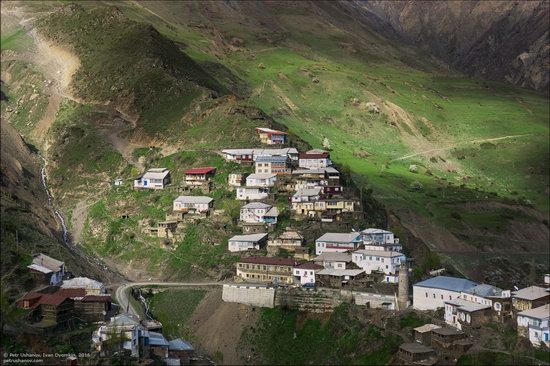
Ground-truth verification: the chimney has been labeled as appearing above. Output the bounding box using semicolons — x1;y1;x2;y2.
398;261;409;310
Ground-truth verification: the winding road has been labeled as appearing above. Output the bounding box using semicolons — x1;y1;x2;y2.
114;282;224;318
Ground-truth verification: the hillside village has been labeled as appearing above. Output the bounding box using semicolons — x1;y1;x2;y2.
12;126;550;365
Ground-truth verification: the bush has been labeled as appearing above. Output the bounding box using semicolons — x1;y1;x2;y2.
409;181;423;192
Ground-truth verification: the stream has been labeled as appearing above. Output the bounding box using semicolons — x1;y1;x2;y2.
38;154;114;274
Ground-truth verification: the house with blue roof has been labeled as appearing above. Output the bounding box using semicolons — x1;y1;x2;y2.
413;276;477;311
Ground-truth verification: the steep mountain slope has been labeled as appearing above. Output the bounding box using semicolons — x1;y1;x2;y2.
1;0;548;285
0;121;117;299
360;0;550;92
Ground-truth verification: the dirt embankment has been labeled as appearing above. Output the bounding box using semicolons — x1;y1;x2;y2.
188;289;258;365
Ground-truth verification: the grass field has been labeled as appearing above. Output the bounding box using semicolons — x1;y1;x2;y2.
242;304;402;365
149;288;206;339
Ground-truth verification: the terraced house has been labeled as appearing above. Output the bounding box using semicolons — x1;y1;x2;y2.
183;166;216;192
239;202;279;233
236;256;296;284
133;168;171;189
173;196;214;216
351;249;406;283
315;232;362;255
255;155;291;175
256;127;288;145
361;228;403;252
298;149;332;169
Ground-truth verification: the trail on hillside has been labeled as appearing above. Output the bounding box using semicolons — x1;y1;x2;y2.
390;134;533;162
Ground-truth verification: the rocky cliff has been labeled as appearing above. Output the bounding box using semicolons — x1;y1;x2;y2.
360;0;549;92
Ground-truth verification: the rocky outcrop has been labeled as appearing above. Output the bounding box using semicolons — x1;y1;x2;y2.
359;0;549;92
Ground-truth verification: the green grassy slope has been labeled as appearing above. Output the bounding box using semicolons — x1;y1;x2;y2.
3;1;548;282
106;1;549;280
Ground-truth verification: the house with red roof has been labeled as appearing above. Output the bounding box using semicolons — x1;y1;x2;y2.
256;127;288;145
298;149;332;169
236;256;298;285
183;166;217;192
18;286;112;326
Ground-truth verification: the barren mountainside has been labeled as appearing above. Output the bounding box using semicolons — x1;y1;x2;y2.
360;0;550;92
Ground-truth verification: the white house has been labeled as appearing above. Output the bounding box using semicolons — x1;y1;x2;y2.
313;252;353;269
298;150;331;169
361;228;402;252
134;168;171;189
351;249;406;283
173;196;214;214
315;232;362;255
293;262;324;286
228;233;268;252
517;304;550;347
61;277;106;295
239;202;279;225
27;253;65;286
413;276;478;311
221;148;298;163
92;313;148;357
246;173;277;187
236;186;270;201
291;187;322;203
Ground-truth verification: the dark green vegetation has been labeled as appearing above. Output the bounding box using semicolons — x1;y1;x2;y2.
38;4;225;135
241;304;402;365
457;350;550;366
149;289;206;339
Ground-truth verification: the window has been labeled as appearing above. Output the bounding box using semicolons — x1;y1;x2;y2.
425;292;428;298
433;294;436;299
441;294;443;300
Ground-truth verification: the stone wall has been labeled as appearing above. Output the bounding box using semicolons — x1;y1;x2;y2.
222;284;275;308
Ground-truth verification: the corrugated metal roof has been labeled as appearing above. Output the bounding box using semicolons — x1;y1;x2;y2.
256;127;288;134
317;268;364;276
414;276;477;292
184;167;216;175
512;286;549;301
174;196;213;204
314;252;352;262
518;304;550;319
444;298;491;312
242;202;272;210
255;155;289;163
353;249;405;258
31;253;64;272
168;338;194;351
238;256;297;266
463;284;504;297
294;188;322;196
316;232;361;243
229;233;268;242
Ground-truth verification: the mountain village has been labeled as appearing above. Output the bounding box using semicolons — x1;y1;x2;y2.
14;126;550;365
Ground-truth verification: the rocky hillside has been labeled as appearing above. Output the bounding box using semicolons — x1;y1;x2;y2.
0;121;116;299
360;0;549;92
2;0;548;287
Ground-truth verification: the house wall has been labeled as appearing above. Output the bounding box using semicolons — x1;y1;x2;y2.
413;287;462;310
236;187;269;201
298;158;330;169
315;241;359;255
293;268;316;285
236;263;294;284
513;296;550;311
352;253;405;275
222;284;275;308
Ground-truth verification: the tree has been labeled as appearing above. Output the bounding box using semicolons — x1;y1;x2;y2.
322;137;331;150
